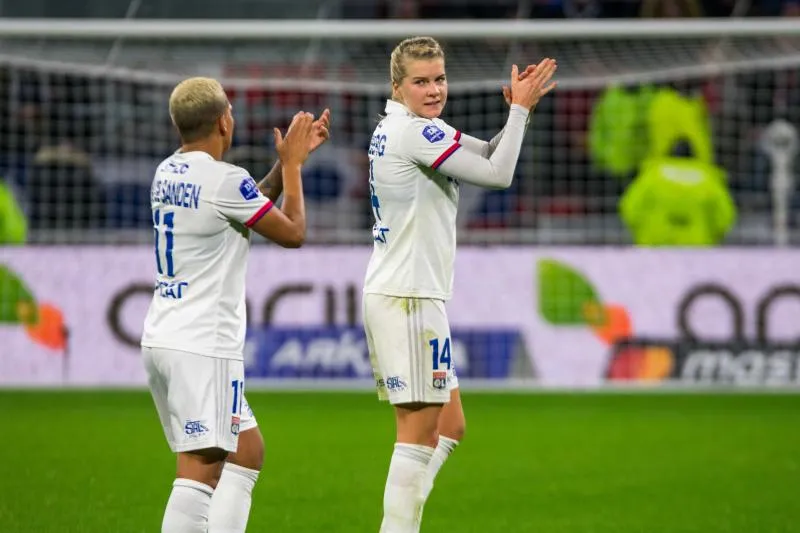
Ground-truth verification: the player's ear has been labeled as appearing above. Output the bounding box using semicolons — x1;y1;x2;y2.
217;114;228;137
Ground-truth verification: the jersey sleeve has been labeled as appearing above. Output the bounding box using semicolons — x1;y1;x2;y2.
434;117;502;158
402;105;530;189
401;119;464;170
208;166;274;227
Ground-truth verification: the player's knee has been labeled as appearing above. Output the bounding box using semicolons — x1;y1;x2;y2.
446;419;465;442
437;421;466;442
176;448;228;488
426;430;440;449
248;430;265;471
439;410;466;443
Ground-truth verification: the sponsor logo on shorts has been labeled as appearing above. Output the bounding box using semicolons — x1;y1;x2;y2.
184;419;209;436
231;416;241;435
386;376;407;392
432;371;447;390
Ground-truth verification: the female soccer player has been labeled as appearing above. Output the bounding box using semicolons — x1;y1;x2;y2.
362;36;557;532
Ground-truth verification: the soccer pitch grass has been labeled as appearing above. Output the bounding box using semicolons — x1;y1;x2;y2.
1;391;798;532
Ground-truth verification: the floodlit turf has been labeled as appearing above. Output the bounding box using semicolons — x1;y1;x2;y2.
0;390;798;532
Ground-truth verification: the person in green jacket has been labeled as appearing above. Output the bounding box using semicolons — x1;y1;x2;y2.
0;178;27;244
619;141;737;246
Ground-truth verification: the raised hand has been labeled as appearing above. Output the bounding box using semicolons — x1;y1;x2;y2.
505;58;558;111
274;111;314;167
309;108;331;153
502;64;536;106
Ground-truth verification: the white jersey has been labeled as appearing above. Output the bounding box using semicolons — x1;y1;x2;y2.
363;100;464;300
363;100;530;300
141;150;273;360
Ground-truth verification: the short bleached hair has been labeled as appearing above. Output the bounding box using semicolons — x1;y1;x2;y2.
168;77;229;142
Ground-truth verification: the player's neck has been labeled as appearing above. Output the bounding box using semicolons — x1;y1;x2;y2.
179;140;223;161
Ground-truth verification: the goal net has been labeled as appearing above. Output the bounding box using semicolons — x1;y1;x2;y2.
1;19;799;245
3;20;800;389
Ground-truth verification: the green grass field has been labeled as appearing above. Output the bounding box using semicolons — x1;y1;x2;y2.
0;390;798;532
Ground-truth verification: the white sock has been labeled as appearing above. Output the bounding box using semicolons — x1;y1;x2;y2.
423;436;460;500
161;478;213;533
380;443;435;533
208;463;260;533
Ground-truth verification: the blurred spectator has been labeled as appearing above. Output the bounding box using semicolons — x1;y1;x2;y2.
224;145;275;180
6;0;800;19
26;143;106;230
783;0;800;15
525;0;640;18
640;0;703;17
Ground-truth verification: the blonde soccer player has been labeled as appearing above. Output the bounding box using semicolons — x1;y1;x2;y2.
362;37;557;532
140;77;330;533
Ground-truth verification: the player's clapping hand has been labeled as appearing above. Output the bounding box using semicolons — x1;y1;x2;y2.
502;64;536;106
504;58;557;111
309;108;331;153
274;111;315;167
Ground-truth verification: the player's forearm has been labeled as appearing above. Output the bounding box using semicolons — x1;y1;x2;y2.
457;132;493;158
439;105;529;189
257;160;283;203
279;163;306;230
486;128;506;156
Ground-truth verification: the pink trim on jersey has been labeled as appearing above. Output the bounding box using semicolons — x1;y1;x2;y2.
454;130;462;141
431;142;461;170
245;201;274;227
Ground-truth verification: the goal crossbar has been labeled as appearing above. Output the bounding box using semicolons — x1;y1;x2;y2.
1;18;800;41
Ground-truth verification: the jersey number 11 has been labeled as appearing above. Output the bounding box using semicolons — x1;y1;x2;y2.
153;209;175;277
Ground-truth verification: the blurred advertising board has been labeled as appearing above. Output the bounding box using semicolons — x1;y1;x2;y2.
2;247;799;388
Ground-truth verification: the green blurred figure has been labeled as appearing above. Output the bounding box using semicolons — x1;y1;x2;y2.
589;84;656;179
619;142;736;246
594;84;737;246
0;178;27;244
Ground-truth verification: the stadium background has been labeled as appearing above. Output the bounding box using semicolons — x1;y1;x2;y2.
1;1;800;532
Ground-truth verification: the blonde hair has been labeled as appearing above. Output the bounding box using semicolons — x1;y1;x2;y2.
168;77;229;142
390;36;445;100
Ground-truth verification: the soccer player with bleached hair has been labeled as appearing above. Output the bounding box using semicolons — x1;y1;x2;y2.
140;76;331;532
362;36;557;532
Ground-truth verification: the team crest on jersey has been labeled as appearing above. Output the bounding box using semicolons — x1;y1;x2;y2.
239;177;259;200
422;124;446;143
432;371;447;390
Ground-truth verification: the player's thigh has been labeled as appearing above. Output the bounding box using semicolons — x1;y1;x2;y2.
143;347;174;444
394;403;443;447
227;392;264;471
363;295;389;401
363;294;452;405
143;347;244;454
438;386;466;441
227;426;264;471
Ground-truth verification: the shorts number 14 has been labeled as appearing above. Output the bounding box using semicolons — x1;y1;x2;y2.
429;337;452;371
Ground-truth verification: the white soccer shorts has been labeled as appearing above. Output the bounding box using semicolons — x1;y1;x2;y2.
363;293;459;405
142;346;258;453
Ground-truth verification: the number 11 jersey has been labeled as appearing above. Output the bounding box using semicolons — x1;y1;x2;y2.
141;150;273;361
